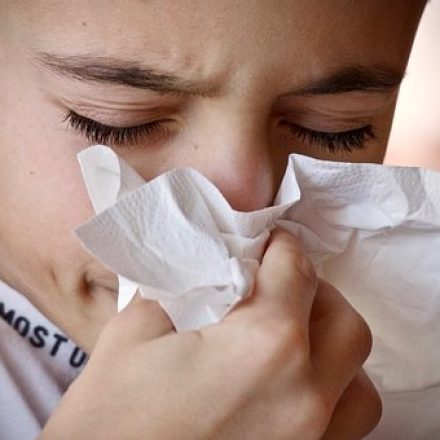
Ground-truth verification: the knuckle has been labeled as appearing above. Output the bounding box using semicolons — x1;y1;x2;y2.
364;393;383;436
247;319;309;369
319;373;382;440
356;375;383;436
321;281;373;365
348;314;373;363
367;392;383;434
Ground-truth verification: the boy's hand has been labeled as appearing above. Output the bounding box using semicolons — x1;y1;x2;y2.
40;229;381;439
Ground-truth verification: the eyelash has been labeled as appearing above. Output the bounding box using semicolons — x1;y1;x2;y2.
64;110;168;146
64;110;375;153
288;123;375;153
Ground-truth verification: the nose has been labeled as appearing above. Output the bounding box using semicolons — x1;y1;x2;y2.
127;103;288;212
195;142;276;212
177;108;286;212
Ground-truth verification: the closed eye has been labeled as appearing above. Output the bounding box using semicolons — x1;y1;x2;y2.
286;122;376;153
63;110;172;146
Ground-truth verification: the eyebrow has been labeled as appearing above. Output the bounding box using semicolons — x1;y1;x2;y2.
35;51;403;97
35;52;219;97
290;65;404;96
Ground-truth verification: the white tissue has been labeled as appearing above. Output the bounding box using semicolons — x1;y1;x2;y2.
75;145;440;438
76;146;295;331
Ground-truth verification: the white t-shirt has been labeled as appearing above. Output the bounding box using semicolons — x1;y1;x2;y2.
0;280;87;440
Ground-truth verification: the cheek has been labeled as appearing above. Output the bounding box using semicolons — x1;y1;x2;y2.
0;83;94;286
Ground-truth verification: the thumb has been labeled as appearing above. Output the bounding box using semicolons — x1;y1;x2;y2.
229;227;318;328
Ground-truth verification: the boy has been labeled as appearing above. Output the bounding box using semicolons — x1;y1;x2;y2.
0;1;427;438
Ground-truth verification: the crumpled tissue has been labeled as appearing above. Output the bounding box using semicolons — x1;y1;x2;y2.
75;145;440;439
75;145;296;331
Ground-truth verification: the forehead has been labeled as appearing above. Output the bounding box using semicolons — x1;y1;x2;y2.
8;0;423;87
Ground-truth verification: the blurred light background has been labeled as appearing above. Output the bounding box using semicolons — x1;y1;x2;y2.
385;1;440;170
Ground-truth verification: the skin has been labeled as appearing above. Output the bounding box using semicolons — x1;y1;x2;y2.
0;0;426;437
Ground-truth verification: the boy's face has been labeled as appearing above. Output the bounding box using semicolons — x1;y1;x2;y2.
0;0;425;351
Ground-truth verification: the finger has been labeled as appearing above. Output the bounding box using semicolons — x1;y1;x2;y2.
102;293;175;345
229;227;318;329
310;280;373;393
322;369;382;440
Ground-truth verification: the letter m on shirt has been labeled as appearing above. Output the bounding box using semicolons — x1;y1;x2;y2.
0;302;15;325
